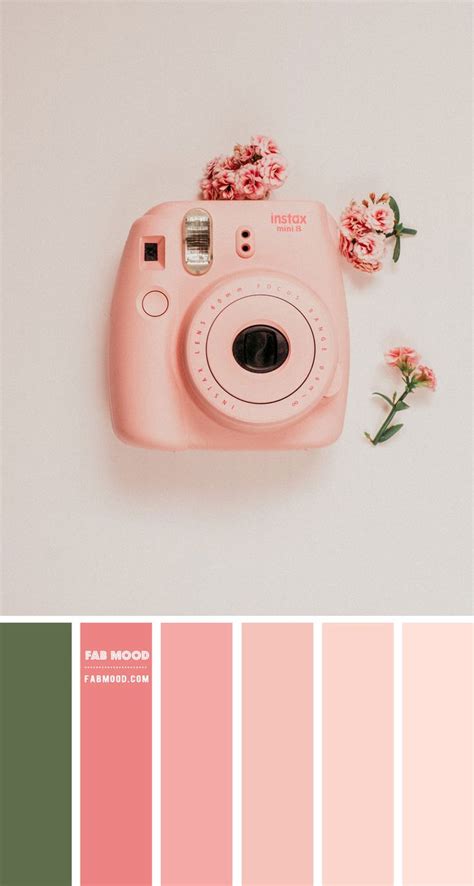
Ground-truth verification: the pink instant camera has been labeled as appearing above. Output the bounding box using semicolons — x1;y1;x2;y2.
109;201;349;449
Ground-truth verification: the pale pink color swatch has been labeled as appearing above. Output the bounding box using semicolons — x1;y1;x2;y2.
81;623;152;886
161;623;232;885
403;624;473;885
323;623;394;885
243;623;313;885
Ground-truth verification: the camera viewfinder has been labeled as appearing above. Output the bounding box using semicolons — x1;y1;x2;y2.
144;242;158;261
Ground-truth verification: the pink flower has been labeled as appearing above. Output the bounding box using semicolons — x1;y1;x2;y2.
366;201;395;234
341;230;385;273
222;153;241;170
339;233;364;268
385;347;420;372
200;176;218;200
213;168;238;200
251;134;280;155
235;164;267;200
339;191;416;270
414;364;437;390
203;155;220;178
339;232;353;260
201;136;285;199
259;154;288;189
339;201;372;240
201;155;233;199
353;231;385;267
233;143;255;164
363;192;390;206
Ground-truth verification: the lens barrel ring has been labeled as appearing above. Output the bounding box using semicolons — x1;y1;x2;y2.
185;273;338;426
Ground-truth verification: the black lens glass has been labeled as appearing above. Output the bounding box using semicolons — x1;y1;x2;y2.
232;325;289;373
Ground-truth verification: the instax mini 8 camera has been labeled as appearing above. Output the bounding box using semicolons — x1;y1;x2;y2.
109;201;349;449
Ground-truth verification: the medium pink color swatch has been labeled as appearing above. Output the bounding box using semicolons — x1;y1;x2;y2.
161;623;232;885
81;622;152;886
243;623;313;885
403;623;473;885
323;623;393;885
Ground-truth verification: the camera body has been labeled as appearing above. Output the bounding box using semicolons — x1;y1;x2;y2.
109;201;349;450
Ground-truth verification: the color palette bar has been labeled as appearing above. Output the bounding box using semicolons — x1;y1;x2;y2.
1;619;472;886
323;623;394;885
243;623;313;885
81;622;152;886
161;623;232;885
0;623;71;886
403;624;473;885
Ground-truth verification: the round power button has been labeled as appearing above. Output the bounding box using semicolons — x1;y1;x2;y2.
142;290;169;317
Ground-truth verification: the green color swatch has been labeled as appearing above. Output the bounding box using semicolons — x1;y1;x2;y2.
0;623;71;886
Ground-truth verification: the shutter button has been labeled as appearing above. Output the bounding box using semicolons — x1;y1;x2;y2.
142;290;169;317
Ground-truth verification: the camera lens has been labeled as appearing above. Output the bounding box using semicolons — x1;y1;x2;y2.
241;230;250;238
232;325;289;373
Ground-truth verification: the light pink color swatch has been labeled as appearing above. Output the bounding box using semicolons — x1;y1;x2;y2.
323;623;394;885
161;623;232;885
243;623;313;885
403;623;473;885
81;622;152;886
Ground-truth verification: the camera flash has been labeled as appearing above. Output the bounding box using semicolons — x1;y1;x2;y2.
182;209;213;275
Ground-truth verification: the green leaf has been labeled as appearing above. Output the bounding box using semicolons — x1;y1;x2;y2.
394;400;410;411
378;423;403;443
389;195;400;224
364;432;373;443
373;392;394;407
393;236;401;262
395;222;404;235
402;227;417;235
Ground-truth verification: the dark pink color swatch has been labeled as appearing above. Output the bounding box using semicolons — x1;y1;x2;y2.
243;623;313;885
323;623;393;885
81;622;152;886
161;623;232;885
404;623;473;885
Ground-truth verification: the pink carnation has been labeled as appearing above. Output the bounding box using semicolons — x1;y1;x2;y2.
200;176;218;200
251;134;280;155
339;192;403;271
259;154;288;189
414;364;437;390
340;230;385;273
385;347;420;371
213;168;238;200
222;154;241;170
233;143;254;165
339;232;353;259
235;164;267;200
339;201;372;240
366;200;395;234
353;232;385;269
203;155;221;178
201;154;236;198
201;135;284;200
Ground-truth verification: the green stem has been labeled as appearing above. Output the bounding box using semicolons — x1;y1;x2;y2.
371;383;412;446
